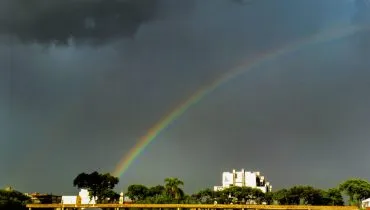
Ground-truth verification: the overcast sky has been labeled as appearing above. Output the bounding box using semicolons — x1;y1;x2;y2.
1;0;370;195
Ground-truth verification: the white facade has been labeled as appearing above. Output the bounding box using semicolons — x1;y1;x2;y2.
362;198;370;208
61;189;97;205
79;189;97;204
61;196;77;204
214;169;272;193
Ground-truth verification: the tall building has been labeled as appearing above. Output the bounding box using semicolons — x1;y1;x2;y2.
214;169;272;193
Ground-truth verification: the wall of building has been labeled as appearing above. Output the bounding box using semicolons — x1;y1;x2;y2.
61;189;97;204
222;172;233;187
79;189;96;204
214;169;272;193
245;171;257;187
362;198;370;208
61;196;77;204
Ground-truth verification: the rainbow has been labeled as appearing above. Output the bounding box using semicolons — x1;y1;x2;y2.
112;24;367;178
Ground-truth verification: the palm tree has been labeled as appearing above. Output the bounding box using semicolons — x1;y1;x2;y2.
164;177;184;201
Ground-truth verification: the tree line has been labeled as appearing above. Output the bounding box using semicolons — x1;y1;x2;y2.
72;171;370;207
120;178;370;206
2;171;370;210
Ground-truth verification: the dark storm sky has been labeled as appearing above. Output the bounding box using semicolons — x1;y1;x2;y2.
1;0;370;194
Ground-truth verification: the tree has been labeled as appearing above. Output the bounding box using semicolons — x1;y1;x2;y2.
263;191;274;204
287;185;306;205
339;178;370;206
218;186;265;204
147;185;165;197
272;188;289;205
323;188;344;206
301;187;325;205
145;193;172;204
0;188;30;210
104;190;120;203
126;184;149;201
251;188;265;204
181;194;198;204
164;177;184;201
213;190;229;204
73;171;119;203
283;185;326;205
192;188;214;204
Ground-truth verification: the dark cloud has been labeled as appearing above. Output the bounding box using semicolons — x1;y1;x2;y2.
230;0;255;5
0;0;350;46
0;0;196;45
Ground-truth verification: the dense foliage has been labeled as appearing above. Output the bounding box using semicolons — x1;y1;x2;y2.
126;182;346;206
126;177;186;204
3;171;370;209
0;188;30;210
73;171;119;203
71;172;370;207
339;178;370;206
124;177;370;207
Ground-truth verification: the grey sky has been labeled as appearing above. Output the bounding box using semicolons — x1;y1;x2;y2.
1;0;370;194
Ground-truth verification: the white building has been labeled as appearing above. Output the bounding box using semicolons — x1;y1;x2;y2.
214;169;272;193
362;198;370;208
61;189;97;205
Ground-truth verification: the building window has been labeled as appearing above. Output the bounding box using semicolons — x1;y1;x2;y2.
235;174;238;179
256;177;261;186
